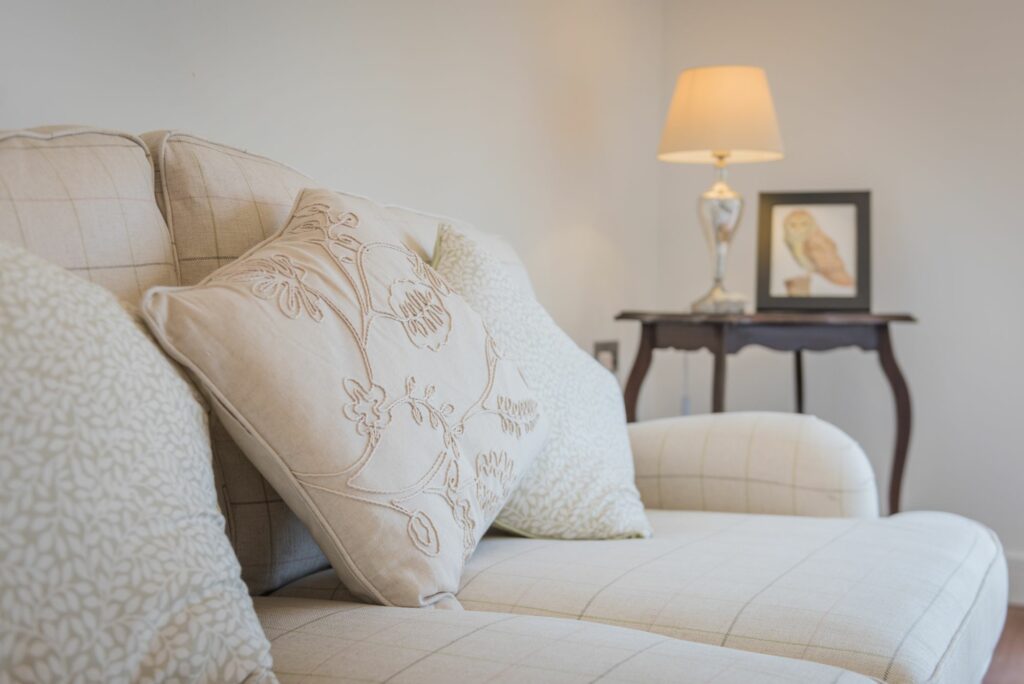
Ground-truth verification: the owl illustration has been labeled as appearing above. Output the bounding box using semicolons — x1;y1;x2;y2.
782;209;854;293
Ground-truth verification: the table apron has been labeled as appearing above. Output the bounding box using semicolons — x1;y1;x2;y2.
653;324;719;351
726;324;880;353
653;323;881;354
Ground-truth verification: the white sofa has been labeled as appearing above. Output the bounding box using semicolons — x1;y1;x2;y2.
0;126;1007;683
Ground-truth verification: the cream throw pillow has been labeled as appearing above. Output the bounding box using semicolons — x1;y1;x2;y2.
0;242;273;682
433;226;651;539
142;189;548;608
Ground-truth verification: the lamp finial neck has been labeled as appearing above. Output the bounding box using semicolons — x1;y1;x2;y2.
713;153;730;183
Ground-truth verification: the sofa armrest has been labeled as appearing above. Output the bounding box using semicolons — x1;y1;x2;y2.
629;412;879;518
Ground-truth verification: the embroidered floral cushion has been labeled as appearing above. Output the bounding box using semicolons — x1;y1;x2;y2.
0;242;273;682
142;189;548;608
433;226;651;539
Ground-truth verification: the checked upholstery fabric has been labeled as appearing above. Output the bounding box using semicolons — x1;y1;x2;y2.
276;509;1006;683
254;596;873;683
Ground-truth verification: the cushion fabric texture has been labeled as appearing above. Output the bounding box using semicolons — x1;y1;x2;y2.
141;130;535;594
0;242;273;682
432;226;650;539
142;188;549;608
277;509;1006;683
253;596;875;683
380;202;535;298
0;127;177;305
143;130;331;594
142;131;316;286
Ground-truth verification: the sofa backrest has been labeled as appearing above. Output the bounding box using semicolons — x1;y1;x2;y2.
139;130;533;292
0;127;177;304
141;131;316;285
0;126;284;590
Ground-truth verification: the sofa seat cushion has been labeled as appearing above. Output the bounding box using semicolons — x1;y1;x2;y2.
275;510;1006;682
253;596;873;683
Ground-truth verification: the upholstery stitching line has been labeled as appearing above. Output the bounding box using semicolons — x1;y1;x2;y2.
0;173;29;246
37;148;92;277
381;615;521;683
924;534;1001;682
718;521;862;648
89;146;142;298
881;532;984;680
574;520;749;621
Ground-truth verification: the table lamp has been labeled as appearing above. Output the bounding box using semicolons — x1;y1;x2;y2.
658;65;784;313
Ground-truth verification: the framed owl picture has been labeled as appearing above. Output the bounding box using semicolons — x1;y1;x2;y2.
756;191;871;312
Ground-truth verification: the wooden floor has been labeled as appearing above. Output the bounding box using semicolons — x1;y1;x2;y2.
984;606;1024;683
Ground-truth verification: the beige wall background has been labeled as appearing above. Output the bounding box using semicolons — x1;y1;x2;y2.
0;0;666;401
2;0;1021;599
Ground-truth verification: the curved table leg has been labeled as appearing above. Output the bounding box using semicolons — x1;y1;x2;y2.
711;332;726;413
624;323;654;423
794;350;804;413
878;325;912;514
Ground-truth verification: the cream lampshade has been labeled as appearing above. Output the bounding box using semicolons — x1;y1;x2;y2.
658;65;784;313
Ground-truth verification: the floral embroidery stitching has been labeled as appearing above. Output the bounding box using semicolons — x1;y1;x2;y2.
342;379;392;437
495;396;540;438
388;280;452;351
225;254;325;321
407;511;440;556
209;190;540;560
287;201;355;235
476;451;514;520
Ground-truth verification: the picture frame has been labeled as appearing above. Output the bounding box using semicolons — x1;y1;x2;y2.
756;191;871;312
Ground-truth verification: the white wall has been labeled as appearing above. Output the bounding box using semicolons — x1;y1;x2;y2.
654;0;1024;599
3;0;1022;599
0;0;666;384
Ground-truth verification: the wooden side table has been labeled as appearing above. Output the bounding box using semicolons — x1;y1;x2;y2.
616;311;916;513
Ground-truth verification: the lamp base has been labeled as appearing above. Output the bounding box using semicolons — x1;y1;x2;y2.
692;161;747;315
691;285;746;314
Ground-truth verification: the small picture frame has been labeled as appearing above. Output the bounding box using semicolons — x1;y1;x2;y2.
756;191;870;312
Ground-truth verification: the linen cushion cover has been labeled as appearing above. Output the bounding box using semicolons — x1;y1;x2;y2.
142;130;535;594
0;242;273;682
433;226;650;539
0;127;177;305
253;596;874;683
277;509;1005;683
142;188;548;607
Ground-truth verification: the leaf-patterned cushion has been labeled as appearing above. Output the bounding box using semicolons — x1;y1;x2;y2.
433;226;651;539
0;241;274;682
141;188;549;608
